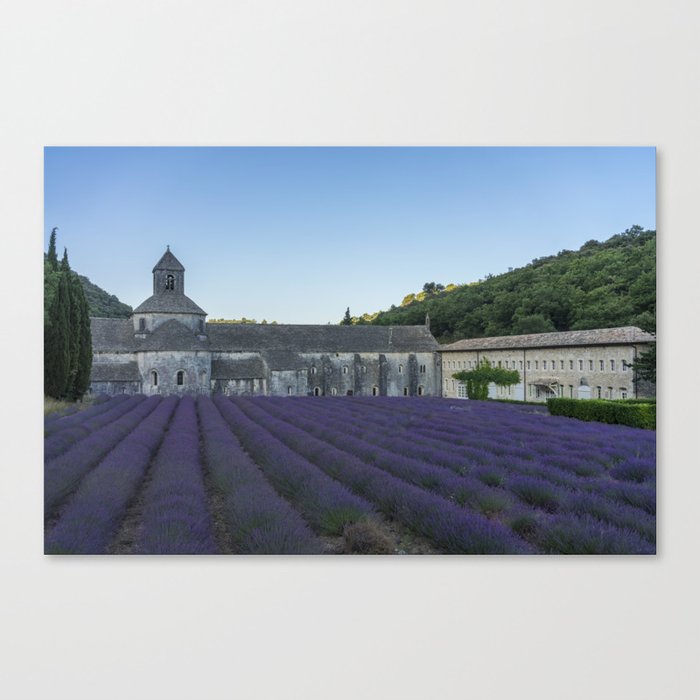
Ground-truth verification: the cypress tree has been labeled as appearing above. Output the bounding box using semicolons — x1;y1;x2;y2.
44;270;71;398
341;307;352;325
47;227;58;271
72;274;93;399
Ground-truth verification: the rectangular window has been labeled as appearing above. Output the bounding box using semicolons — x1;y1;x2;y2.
543;360;547;370
497;360;502;367
535;361;539;369
519;360;523;370
579;359;583;371
589;360;594;371
527;361;531;370
622;360;628;371
457;383;468;398
620;388;627;399
596;386;602;399
569;360;573;370
610;359;615;371
600;360;605;371
569;385;573;398
560;360;564;370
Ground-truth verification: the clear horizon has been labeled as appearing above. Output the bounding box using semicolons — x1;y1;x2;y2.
44;147;656;323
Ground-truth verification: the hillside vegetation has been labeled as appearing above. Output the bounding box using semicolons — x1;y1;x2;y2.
365;226;655;343
78;273;132;318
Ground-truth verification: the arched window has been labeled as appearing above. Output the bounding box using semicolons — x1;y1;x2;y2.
403;387;408;396
331;387;337;396
287;386;293;395
342;366;348;374
311;366;317;375
398;364;403;374
165;274;175;290
372;386;379;396
417;385;424;396
313;387;321;396
177;370;185;386
151;370;158;386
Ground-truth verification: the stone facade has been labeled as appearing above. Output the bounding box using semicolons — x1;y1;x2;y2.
439;327;656;402
90;248;441;397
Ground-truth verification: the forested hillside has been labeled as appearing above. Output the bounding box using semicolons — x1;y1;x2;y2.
366;226;655;343
77;273;132;318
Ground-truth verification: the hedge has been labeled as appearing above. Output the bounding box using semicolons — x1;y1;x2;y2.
547;398;656;430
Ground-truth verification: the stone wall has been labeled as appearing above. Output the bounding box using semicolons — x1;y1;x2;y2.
138;350;211;395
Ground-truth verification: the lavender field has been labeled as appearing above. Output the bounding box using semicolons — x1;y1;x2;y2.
44;395;656;555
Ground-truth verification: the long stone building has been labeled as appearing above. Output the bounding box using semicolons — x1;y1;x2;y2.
89;248;441;397
89;248;655;402
438;327;656;402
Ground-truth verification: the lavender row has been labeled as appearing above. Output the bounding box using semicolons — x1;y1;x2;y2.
45;396;162;517
214;396;374;535
135;397;218;554
43;394;131;437
44;395;147;461
197;397;321;554
231;398;529;554
252;398;655;546
45;397;179;554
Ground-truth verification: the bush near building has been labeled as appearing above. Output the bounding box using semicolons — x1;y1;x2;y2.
547;397;655;430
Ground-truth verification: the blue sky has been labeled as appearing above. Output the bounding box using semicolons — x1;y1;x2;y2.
44;147;655;324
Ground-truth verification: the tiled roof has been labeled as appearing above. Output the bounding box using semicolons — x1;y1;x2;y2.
91;318;209;352
440;326;656;352
211;356;266;379
132;293;206;315
152;248;185;272
206;324;439;353
90;361;141;382
91;318;136;352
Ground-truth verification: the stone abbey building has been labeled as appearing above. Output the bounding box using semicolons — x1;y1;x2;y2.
89;248;441;397
90;248;655;401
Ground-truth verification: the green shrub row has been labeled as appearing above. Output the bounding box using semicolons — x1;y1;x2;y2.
547;398;656;430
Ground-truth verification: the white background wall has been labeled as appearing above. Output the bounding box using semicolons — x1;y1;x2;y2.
1;3;697;699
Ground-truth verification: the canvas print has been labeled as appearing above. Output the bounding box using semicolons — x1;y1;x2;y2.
44;147;656;554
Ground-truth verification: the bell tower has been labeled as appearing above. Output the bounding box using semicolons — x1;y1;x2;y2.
152;245;185;296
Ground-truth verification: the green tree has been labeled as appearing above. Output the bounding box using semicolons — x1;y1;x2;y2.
47;227;58;271
341;307;352;325
453;358;520;400
44;270;71;398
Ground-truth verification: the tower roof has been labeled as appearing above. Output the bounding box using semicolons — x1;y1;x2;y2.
152;246;185;273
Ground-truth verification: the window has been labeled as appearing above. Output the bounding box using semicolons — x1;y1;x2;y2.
403;387;408;396
372;386;379;396
417;385;424;396
607;386;613;399
596;386;602;399
419;364;426;373
165;274;175;290
198;319;204;333
177;370;184;386
452;380;455;390
528;384;533;397
569;360;574;370
398;364;403;374
311;366;317;375
558;384;563;397
560;360;564;370
610;359;615;371
620;388;628;399
535;360;539;370
497;360;502;368
543;360;547;370
445;379;449;389
314;387;321;396
519;360;523;370
362;366;367;374
343;366;348;374
151;370;158;386
622;360;628;372
589;360;594;371
569;385;573;398
457;383;467;398
331;388;337;396
600;360;605;371
139;318;146;332
579;359;583;371
527;360;531;370
287;386;293;395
